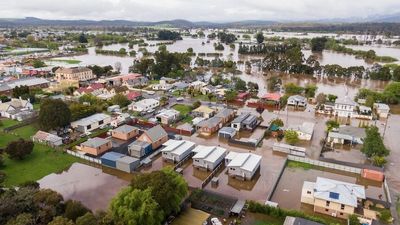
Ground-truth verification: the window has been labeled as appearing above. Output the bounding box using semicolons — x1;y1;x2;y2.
341;204;345;210
99;120;104;125
340;212;343;216
325;209;329;212
326;201;330;207
87;125;91;130
307;191;312;194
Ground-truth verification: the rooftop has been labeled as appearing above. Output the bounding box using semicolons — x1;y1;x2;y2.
113;124;137;134
144;125;168;142
71;113;111;127
81;137;110;148
161;140;196;156
197;116;223;128
225;152;262;172
192;145;227;163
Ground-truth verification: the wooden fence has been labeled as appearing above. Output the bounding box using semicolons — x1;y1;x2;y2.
288;155;362;174
201;162;224;189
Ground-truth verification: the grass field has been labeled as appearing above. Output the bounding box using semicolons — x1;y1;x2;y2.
48;59;82;64
173;104;192;116
286;160;314;170
12;123;39;139
0;118;20;130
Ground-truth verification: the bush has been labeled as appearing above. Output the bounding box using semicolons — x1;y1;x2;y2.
5;139;34;160
378;209;393;223
64;200;90;222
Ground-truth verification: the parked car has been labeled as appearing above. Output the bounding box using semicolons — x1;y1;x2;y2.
211;218;222;225
176;97;184;101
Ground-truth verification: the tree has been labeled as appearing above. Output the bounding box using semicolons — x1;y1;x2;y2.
284;83;304;95
372;156;387;167
5;213;35;225
192;101;201;109
311;37;328;52
361;126;389;158
78;33;88;43
118;48;127;55
12;85;30;98
39;99;71;131
64;200;90;222
316;93;326;104
348;214;361;225
304;84;317;98
132;58;154;76
255;32;264;44
327;94;338;102
32;59;46;68
224;89;238;102
270;118;284;127
393;66;400;81
110;94;130;107
5;139;34;160
234;78;247;91
326;120;339;132
157;30;182;41
284;130;299;145
69;102;97;121
48;217;75;225
76;213;97;225
33;189;64;224
110;187;163;225
130;168;188;218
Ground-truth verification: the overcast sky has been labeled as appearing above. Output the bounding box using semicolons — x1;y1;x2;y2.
0;0;399;22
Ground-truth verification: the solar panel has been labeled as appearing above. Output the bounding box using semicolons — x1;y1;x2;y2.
329;192;340;200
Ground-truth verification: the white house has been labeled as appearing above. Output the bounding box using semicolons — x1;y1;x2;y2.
129;99;159;112
334;96;357;118
152;80;173;91
32;130;63;146
287;95;307;107
374;103;390;119
0;98;34;121
192;145;227;171
155;109;180;125
161;140;196;163
225;152;262;180
71;113;111;133
287;122;315;141
189;81;207;90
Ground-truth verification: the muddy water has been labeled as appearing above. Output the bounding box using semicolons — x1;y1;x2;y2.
38;163;129;211
271;166;387;210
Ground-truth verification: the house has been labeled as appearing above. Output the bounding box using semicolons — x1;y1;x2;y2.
189;80;207;90
0;98;34;121
136;125;168;150
287;95;307;107
55;67;95;82
287;122;315;141
0;77;50;95
225;152;262;180
103;73;146;87
334;96;357;118
128;140;152;158
100;152;125;168
192;105;216;118
301;177;366;219
327;126;366;145
32;130;63;146
155;109;180;125
283;216;323;225
201;85;217;95
79;137;112;156
129;99;159;113
73;83;104;96
111;125;139;141
110;113;133;128
231;112;259;131
218;127;237;139
197;116;223;136
71;113;111;133
192;145;227;171
214;108;236;124
374;103;390;119
152;80;173;91
192;117;206;126
261;92;281;103
161;140;196;163
126;91;142;101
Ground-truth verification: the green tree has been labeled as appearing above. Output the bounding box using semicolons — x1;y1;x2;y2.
78;33;88;43
304;84;317;98
326;120;339;132
234;78;247;91
311;37;328;52
393;66;400;81
76;213;97;225
110;94;130;107
48;217;75;225
270;118;284;127
361;126;389;158
110;188;163;225
64;200;90;222
348;214;361;225
192;100;201;109
5;139;34;160
118;48;127;55
284;83;304;95
32;59;46;68
327;94;338;102
316;93;326;104
5;213;35;225
372;156;387;167
255;32;264;44
39;99;71;131
284;130;299;145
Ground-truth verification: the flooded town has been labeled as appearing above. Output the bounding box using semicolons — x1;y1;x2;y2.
1;1;400;225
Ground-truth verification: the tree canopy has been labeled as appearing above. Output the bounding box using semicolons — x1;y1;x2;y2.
39;99;71;131
361;126;389;158
5;139;34;160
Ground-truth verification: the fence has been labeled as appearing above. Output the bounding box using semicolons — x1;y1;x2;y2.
173;152;194;171
66;150;101;164
288;155;362;174
266;158;288;201
3;116;38;132
201;162;224;189
162;125;194;136
272;143;306;157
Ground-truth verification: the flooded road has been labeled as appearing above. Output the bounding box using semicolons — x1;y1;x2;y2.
39;163;129;211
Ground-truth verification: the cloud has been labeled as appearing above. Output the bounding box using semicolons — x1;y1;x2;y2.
0;0;399;21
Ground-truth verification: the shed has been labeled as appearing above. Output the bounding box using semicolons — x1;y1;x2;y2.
362;169;384;182
128;140;152;158
116;156;140;173
229;200;246;216
218;127;237;139
100;152;125;168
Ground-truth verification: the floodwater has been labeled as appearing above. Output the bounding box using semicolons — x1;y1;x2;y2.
38;163;130;211
271;166;387;210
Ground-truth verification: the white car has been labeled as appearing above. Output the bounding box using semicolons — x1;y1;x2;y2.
210;218;222;225
176;97;184;101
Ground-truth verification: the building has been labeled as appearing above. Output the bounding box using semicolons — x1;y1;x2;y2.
214;108;236;124
0;77;50;95
137;125;168;150
0;98;34;121
225;152;262;180
301;177;366;219
152;80;173;91
334;96;357;118
110;113;133;128
287;95;307;107
55;67;95;82
155;109;180;125
231;112;259;131
192;105;216;118
102;73;146;87
192;145;227;171
71;113;111;133
197;116;223;136
287;122;315;141
218;127;237;139
111;125;139;141
32;130;63;146
261;92;281;103
129;99;159;113
73;83;104;96
116;156;140;173
79;137;112;156
125;91;142;101
374;103;390;119
189;80;207;90
128;140;152;158
161;140;196;163
327;126;366;145
283;216;323;225
100;152;125;168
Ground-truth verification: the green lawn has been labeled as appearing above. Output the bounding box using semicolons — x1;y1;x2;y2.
173;104;193;116
33;102;41;110
286;160;314;170
0;118;20;130
48;59;82;64
1;143;81;187
193;94;217;102
0;132;21;147
12;123;39;139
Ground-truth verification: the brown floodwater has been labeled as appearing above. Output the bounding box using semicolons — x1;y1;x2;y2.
38;163;130;211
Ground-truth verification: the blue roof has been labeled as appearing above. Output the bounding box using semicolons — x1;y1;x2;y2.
101;152;125;161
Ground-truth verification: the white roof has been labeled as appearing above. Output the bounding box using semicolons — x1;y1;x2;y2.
313;177;366;207
192;145;226;163
161;140;195;156
226;152;262;172
288;122;315;135
192;117;206;125
156;109;180;118
374;103;390;110
71;113;110;127
132;98;159;107
335;96;357;106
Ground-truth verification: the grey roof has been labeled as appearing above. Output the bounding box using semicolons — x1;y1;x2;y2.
71;113;110;127
215;108;234;119
0;77;49;92
81;137;110;148
116;156;139;164
288;95;307;102
232;112;250;124
230;200;246;214
335;96;357;106
197;116;223;128
145;125;167;142
113;125;137;134
129;140;151;148
284;216;324;225
218;127;236;135
338;126;366;139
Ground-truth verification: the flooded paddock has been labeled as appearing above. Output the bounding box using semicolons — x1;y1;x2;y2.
140;154;174;173
270;166;387;211
38;163;130;211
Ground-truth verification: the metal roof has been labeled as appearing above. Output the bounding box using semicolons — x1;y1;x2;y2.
100;151;125;161
81;137;110;148
144;125;168;142
226;152;262;172
161;140;195;156
71;113;110;127
192;145;226;163
113;124;137;134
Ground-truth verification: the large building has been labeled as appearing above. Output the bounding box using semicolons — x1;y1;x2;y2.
55;67;95;82
129;99;159;113
334;96;357;118
301;177;366;219
0;77;50;95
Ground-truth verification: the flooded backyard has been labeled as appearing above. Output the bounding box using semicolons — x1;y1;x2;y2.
38;163;130;211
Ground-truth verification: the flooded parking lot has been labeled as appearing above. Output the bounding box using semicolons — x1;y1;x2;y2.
271;165;387;210
39;163;130;211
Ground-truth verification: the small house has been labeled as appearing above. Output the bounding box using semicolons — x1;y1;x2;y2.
327;126;366;145
225;152;262;180
261;92;281;103
218;127;237;139
32;130;63;146
192;145;227;171
129;99;159;112
0;98;34;121
334;96;357;118
374;103;390;119
287;122;315;141
137;125;168;150
161;140;196;163
196;116;223;136
71;113;111;133
214;108;236;124
111;125;139;141
192;105;216;118
231;112;259;131
79;137;112;156
128;140;152;158
287;95;307;107
155;109;180;125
